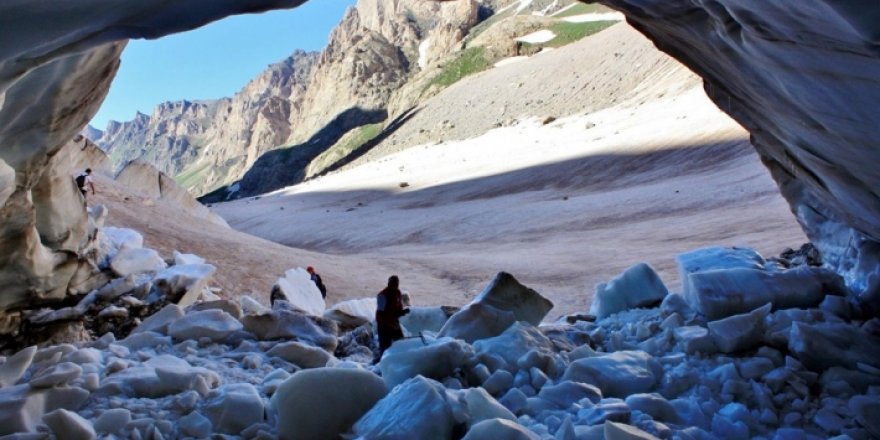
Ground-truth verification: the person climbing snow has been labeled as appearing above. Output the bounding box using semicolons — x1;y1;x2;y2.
75;168;96;199
306;266;327;299
375;275;409;361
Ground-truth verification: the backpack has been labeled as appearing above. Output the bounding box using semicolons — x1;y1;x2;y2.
75;174;86;189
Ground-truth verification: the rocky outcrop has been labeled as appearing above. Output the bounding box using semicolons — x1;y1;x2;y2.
595;1;880;310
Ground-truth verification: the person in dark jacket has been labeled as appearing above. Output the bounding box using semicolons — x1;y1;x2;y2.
375;275;409;359
306;266;327;299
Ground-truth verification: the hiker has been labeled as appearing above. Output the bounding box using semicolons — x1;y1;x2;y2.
375;275;409;360
75;168;96;198
306;266;327;299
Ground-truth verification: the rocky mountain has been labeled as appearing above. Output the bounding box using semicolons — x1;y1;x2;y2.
87;0;578;199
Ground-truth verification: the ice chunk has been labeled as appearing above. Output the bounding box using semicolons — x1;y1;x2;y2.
625;393;681;424
678;246;764;297
401;306;457;334
354;376;457;440
789;322;880;371
850;395;880;438
455;387;516;425
42;408;96;440
132;304;184;335
380;337;476;388
96;227;143;266
241;308;338;352
538;381;602;408
439;273;553;342
173;250;205;266
272;368;387;440
562;350;662;397
93;408;130;434
167;309;242;342
438;303;517;343
272;267;325;316
152;263;216;307
0;345;36;388
604;421;660;440
266;341;331;369
473;322;555;372
29;362;82;388
109;247;166;277
708;303;771;353
590;263;669;319
462;418;540;440
323;298;375;328
178;411;212;438
205;383;264;434
483;369;514;396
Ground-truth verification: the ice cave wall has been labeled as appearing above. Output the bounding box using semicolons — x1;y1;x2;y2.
597;0;880;310
0;0;306;321
0;0;879;316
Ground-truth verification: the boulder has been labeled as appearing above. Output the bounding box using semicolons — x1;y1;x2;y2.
708;303;771;353
562;351;663;398
204;383;264;435
272;267;325;316
0;384;90;435
167;309;242;342
109;247;166;277
354;376;458;440
272;368;387;440
462;418;540;440
380;337;476;388
42;408;96;440
152;263;216;307
439;273;552;342
590;263;669;319
473;322;555;372
266;341;331;369
241;308;338;352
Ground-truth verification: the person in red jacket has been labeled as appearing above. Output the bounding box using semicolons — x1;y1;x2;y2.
375;275;409;360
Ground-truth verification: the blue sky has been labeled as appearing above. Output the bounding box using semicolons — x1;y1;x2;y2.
90;0;356;130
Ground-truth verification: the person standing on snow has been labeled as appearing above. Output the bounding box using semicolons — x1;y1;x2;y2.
375;275;409;360
306;266;327;299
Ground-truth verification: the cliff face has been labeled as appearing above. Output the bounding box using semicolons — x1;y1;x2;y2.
597;0;880;309
91;0;482;197
90;50;319;194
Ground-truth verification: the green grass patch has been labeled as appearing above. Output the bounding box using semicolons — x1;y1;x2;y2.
428;47;492;89
522;20;617;50
554;3;612;17
308;123;384;177
174;161;211;189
